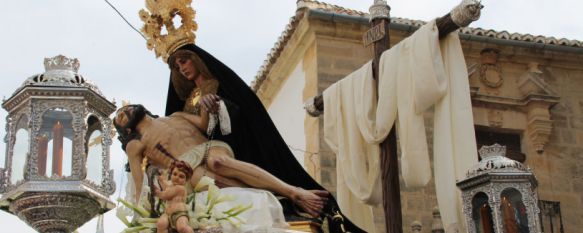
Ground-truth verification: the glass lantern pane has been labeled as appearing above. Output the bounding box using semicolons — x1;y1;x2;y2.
11;115;29;184
501;188;530;233
472;192;495;233
40;108;74;177
85;116;103;184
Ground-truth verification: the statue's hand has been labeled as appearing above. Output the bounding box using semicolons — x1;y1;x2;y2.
157;175;168;189
153;186;161;196
200;94;221;114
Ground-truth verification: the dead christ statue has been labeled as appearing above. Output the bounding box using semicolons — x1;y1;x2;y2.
113;104;328;217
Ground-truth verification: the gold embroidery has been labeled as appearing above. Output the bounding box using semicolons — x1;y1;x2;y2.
183;88;201;114
182;79;219;114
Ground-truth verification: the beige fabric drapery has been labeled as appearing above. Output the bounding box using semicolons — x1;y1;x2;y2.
323;20;477;232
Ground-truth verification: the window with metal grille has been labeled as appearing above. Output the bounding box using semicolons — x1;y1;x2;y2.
475;127;525;162
539;200;564;233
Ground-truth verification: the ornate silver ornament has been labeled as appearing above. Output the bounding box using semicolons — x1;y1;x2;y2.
0;55;116;232
466;144;528;178
16;55;103;97
450;0;483;27
369;0;391;22
457;144;542;233
303;96;323;117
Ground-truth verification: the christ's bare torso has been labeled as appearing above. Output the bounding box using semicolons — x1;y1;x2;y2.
139;114;208;168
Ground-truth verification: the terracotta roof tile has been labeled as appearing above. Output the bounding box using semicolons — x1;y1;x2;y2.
251;0;583;91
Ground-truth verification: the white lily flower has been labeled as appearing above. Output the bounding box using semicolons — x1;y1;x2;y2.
206;184;220;205
194;176;215;192
214;194;235;205
116;208;131;227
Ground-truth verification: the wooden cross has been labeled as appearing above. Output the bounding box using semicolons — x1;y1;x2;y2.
308;1;482;232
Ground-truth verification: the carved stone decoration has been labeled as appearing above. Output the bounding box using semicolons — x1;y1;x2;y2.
471;59;559;154
526;103;553;153
431;207;445;233
487;109;503;128
518;62;556;97
516;63;557;153
479;48;504;88
0;56;116;232
411;220;422;233
457;144;542;233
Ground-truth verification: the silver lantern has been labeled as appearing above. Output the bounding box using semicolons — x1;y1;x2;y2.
457;144;542;233
0;55;116;233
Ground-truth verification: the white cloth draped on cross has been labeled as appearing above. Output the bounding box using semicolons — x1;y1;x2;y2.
323;20;478;233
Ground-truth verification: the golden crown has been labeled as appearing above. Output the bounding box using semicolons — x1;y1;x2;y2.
139;0;198;62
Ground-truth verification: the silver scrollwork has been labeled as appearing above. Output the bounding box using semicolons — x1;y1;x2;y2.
459;144;541;233
84;109;116;196
303;96;323;117
10;192;102;233
369;0;391;22
0;168;5;193
450;0;483;27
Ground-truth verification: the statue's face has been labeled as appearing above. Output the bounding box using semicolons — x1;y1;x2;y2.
175;57;198;81
114;105;135;128
114;104;147;133
171;169;188;185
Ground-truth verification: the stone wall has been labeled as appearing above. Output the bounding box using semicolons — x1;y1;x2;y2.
535;63;583;231
463;40;583;231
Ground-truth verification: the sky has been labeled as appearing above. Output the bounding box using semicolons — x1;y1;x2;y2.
0;0;581;232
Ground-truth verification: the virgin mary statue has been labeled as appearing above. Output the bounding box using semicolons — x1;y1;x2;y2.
165;44;364;233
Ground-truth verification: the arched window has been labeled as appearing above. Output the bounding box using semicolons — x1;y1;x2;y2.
472;192;495;233
11;115;29;183
85;116;103;184
40;108;74;177
500;188;529;233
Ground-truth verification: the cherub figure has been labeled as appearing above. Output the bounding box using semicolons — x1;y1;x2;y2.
155;160;194;233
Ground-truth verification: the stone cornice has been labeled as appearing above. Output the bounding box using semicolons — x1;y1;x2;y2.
471;90;560;108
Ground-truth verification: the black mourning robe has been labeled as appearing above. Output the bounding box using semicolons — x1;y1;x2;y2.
165;44;364;233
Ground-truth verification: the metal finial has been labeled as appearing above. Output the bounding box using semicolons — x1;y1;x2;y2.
450;0;483;27
411;220;423;233
369;0;390;22
44;55;80;73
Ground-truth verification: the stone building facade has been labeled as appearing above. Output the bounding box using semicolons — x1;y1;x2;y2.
252;1;583;232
